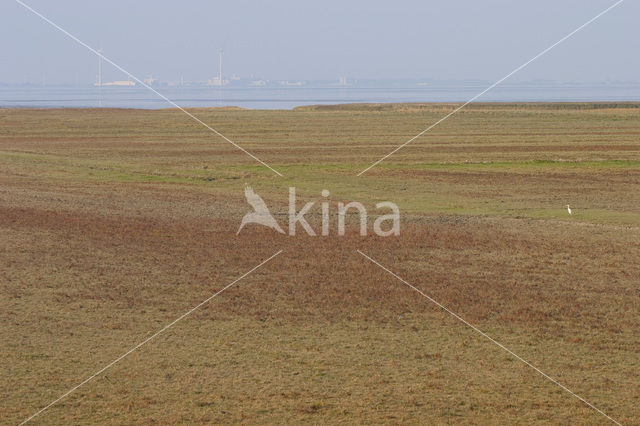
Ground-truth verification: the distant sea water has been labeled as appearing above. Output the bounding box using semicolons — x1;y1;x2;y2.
1;83;640;110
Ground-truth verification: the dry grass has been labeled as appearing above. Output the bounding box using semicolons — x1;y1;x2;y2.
1;104;639;424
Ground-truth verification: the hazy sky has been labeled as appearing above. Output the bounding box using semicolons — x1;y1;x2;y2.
1;0;638;84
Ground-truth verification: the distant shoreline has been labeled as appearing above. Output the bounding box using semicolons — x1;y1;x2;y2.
3;84;640;110
2;101;640;112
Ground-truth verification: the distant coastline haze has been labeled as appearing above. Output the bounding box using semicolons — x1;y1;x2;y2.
1;0;638;86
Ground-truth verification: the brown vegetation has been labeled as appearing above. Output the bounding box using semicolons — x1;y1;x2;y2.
1;105;639;424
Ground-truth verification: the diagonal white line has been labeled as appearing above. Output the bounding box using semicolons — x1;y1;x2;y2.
14;0;284;177
357;0;626;176
20;249;283;425
357;249;621;425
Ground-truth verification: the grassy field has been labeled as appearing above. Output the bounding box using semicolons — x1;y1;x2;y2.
1;104;639;424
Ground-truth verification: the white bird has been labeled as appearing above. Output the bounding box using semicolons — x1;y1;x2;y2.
566;204;572;215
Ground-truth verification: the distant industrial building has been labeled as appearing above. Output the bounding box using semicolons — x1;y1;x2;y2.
207;49;227;86
94;80;136;87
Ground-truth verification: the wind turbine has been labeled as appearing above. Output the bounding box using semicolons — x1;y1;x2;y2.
218;49;223;84
97;49;103;107
217;48;223;105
